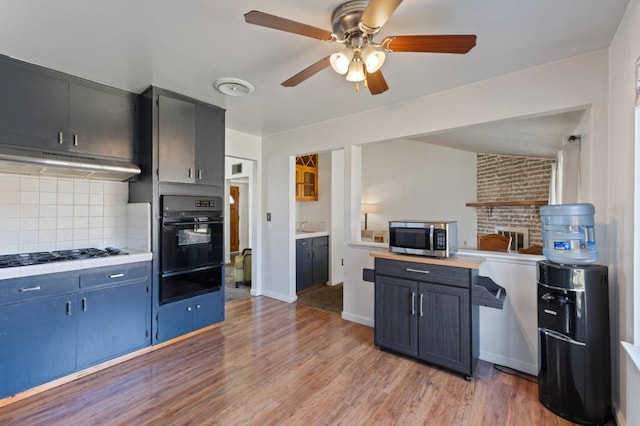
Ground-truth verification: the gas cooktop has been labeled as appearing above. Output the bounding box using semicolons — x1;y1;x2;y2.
0;247;126;268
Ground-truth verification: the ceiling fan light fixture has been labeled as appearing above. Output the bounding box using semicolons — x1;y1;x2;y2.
213;77;255;96
345;59;365;82
362;45;385;73
329;48;353;74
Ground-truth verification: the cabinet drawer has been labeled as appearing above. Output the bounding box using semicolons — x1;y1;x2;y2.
80;262;150;289
375;258;470;288
0;272;79;305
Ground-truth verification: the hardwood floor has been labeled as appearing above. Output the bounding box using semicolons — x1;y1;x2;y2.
0;296;577;425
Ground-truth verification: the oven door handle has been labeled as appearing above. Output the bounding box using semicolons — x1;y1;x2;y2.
163;220;222;227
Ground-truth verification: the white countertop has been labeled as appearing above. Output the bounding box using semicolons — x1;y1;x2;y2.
0;250;153;280
295;231;329;239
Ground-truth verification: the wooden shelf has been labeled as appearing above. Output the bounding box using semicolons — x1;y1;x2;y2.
465;200;548;207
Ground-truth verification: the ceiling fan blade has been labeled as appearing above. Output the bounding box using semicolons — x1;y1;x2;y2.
367;70;389;95
382;35;477;53
244;10;333;41
360;0;403;32
282;56;331;87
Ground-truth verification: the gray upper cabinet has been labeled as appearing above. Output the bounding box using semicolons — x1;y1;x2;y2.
157;92;225;186
0;58;68;149
0;55;136;161
68;81;136;160
195;103;225;186
158;94;196;183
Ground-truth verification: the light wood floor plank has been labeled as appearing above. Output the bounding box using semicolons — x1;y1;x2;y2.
0;296;584;425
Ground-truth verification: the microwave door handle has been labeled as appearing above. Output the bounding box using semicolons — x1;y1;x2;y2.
429;226;434;251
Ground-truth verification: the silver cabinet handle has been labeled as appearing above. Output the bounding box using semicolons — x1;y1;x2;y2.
66;301;72;316
19;286;41;292
196;304;201;309
82;297;88;312
406;268;430;274
538;328;586;346
73;134;78;146
198;169;202;180
411;292;416;315
109;273;124;279
187;306;192;312
58;131;64;144
188;168;193;178
419;294;424;317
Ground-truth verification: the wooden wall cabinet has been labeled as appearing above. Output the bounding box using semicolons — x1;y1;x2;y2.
295;154;318;201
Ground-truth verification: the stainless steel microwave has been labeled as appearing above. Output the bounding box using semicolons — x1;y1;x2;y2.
388;221;458;258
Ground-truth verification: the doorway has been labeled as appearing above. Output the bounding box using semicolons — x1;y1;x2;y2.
230;185;240;254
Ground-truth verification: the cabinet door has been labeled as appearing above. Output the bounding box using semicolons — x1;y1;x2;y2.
158;94;196;183
76;280;149;369
68;82;136;160
0;58;68;150
0;296;77;397
417;282;470;374
296;239;313;292
374;275;418;357
194;104;224;186
192;290;224;330
312;236;329;285
156;299;194;343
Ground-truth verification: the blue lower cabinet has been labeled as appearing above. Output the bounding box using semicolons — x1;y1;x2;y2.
76;280;150;369
0;296;77;398
0;261;152;399
155;290;224;344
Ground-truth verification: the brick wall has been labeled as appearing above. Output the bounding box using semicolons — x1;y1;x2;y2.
476;154;555;246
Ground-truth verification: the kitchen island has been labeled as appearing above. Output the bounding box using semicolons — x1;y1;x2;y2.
344;242;541;376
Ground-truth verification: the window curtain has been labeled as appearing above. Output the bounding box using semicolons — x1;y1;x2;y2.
550;139;581;204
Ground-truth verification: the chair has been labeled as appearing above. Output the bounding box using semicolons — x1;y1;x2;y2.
518;244;543;255
477;233;512;252
234;248;252;287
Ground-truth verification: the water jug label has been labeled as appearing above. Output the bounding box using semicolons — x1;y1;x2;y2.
553;241;572;251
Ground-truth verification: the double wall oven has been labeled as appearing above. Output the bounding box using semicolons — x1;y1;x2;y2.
160;195;223;305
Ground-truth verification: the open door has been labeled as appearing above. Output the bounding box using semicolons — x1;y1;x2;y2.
230;185;240;253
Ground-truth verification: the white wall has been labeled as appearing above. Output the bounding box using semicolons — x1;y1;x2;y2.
330;150;345;285
609;0;640;423
261;49;610;317
225;129;262;294
361;139;477;246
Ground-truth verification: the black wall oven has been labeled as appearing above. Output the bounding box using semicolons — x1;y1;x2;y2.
160;195;223;305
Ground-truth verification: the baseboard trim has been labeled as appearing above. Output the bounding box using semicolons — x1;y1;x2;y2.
341;311;374;327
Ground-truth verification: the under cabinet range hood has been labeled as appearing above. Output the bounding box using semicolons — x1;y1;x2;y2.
0;145;141;181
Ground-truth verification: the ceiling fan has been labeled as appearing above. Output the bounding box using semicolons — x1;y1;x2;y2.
244;0;477;95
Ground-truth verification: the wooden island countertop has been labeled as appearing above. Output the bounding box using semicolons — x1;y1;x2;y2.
369;250;484;270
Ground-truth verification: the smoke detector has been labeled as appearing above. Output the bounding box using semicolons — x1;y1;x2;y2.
213;78;254;96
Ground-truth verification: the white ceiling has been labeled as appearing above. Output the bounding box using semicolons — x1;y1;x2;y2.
0;0;629;146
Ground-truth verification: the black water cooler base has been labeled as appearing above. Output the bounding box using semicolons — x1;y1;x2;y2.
537;260;611;425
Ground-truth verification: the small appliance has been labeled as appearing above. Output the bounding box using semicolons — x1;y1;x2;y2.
388;220;457;258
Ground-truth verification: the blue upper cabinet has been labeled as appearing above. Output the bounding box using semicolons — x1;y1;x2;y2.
0;55;137;162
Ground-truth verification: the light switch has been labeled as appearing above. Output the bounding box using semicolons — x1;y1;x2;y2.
266;212;272;221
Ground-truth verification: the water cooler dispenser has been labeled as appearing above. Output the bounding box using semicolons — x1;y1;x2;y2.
537;260;611;424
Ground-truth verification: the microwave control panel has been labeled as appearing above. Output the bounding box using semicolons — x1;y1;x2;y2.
433;229;447;250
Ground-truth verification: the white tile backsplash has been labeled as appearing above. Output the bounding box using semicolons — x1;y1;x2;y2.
0;173;134;255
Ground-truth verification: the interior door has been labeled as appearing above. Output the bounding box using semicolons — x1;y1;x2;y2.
230;185;240;253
